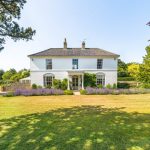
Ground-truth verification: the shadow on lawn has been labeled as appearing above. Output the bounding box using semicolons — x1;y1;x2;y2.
0;106;150;150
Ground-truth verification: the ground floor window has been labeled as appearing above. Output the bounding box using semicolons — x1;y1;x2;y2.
96;73;105;86
43;74;54;87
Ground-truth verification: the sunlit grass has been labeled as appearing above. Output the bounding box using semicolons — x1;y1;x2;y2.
0;95;150;149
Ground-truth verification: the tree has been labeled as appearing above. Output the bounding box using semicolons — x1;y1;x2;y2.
127;63;140;81
2;68;16;80
0;0;35;51
138;46;150;88
118;59;129;77
0;69;4;80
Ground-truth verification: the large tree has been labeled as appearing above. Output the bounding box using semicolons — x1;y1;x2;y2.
0;0;35;51
138;46;150;88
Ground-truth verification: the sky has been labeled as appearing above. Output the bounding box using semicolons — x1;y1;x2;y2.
0;0;150;71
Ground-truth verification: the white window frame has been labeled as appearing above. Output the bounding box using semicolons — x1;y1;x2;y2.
97;59;103;69
96;73;105;86
46;59;52;70
43;73;54;87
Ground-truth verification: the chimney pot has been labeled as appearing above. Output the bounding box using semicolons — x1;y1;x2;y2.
82;41;85;49
64;38;67;49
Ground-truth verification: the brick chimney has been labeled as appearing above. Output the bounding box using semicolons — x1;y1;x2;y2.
64;38;67;49
82;41;85;49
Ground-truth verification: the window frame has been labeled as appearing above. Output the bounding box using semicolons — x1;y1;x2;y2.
43;73;54;87
46;59;52;70
97;59;103;69
72;59;78;69
96;73;105;86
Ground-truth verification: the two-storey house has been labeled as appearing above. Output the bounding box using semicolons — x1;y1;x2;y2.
28;39;119;90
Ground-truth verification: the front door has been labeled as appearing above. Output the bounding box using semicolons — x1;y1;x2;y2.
72;76;78;90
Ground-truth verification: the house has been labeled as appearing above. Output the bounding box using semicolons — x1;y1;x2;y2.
28;39;119;90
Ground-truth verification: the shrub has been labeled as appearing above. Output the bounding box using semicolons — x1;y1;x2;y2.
61;78;68;90
3;91;14;97
32;84;37;89
112;83;117;89
64;90;73;95
118;77;135;81
80;89;87;95
117;82;130;89
13;89;64;96
97;84;103;89
37;85;43;89
84;73;96;87
106;84;112;89
53;79;62;89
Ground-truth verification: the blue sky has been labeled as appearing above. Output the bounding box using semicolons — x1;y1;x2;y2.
0;0;150;70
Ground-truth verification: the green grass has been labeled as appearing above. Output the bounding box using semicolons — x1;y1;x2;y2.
0;95;150;150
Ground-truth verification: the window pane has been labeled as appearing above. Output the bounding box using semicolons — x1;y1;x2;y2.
46;59;52;69
97;59;103;69
72;59;78;69
96;74;105;86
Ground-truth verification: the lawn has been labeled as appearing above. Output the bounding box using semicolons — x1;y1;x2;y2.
0;95;150;150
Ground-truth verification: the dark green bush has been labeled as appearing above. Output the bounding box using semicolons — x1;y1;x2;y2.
61;78;68;90
112;83;117;89
64;90;73;95
117;82;130;89
84;73;96;87
32;84;37;89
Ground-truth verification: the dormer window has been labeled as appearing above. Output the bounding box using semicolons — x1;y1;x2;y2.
72;59;78;69
46;59;52;70
97;59;103;69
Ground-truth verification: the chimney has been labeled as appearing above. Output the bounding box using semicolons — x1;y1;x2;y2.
64;38;67;49
82;41;85;49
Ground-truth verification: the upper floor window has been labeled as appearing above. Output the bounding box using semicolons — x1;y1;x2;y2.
46;59;52;70
97;59;103;69
72;59;78;69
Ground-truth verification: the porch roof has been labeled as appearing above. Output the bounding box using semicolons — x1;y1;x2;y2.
67;70;84;75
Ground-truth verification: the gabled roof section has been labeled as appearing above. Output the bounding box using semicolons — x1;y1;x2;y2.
28;48;119;57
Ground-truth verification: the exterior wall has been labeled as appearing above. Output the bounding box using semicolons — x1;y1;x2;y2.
30;56;118;87
30;57;117;71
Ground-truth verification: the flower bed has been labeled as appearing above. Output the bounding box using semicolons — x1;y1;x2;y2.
81;87;150;95
3;89;72;96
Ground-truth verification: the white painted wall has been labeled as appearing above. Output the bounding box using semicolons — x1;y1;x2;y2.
30;57;117;70
30;56;118;87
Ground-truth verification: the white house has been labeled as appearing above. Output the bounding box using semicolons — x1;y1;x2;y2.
28;39;119;90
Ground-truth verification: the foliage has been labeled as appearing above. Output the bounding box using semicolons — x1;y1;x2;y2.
84;73;96;87
112;83;117;89
8;89;64;96
118;77;135;81
106;84;112;89
128;63;140;80
0;0;35;51
2;68;16;80
3;91;14;97
97;84;103;88
0;69;4;80
80;89;87;95
84;87;150;95
53;78;68;90
138;46;150;88
118;59;129;77
53;79;62;89
61;78;68;90
32;84;37;89
117;82;130;89
64;90;73;95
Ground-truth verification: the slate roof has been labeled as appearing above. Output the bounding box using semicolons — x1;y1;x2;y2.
28;48;119;57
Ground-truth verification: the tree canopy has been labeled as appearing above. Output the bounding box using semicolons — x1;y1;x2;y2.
138;46;150;88
0;0;35;51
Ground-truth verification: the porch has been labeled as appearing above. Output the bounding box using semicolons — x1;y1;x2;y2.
67;71;84;90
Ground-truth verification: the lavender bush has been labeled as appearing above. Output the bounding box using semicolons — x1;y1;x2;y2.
13;88;64;96
84;87;150;95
